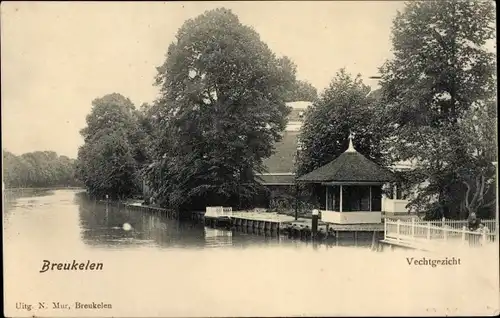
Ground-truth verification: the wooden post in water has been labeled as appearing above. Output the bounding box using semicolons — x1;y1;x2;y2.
311;209;319;239
371;231;376;250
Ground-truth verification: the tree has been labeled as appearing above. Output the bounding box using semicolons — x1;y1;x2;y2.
274;56;317;102
2;149;80;188
151;8;294;211
80;93;147;165
286;80;318;102
297;68;389;176
77;93;146;199
379;0;496;219
453;101;496;218
77;130;137;199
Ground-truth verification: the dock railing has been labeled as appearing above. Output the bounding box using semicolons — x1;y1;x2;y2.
384;218;496;249
205;206;233;218
416;218;496;233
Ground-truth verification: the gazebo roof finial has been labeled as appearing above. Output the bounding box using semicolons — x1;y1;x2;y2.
346;131;356;153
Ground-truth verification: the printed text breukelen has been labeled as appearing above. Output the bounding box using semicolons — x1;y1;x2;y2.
40;260;103;273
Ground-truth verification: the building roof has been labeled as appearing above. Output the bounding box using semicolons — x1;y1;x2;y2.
262;131;299;174
297;138;396;183
255;101;310;185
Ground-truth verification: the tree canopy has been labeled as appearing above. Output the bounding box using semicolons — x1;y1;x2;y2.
285;80;318;102
71;4;496;220
3;150;80;188
76;93;147;199
297;69;390;177
149;8;296;211
276;56;317;102
379;0;497;219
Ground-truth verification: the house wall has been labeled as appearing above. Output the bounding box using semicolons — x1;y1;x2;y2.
382;198;409;214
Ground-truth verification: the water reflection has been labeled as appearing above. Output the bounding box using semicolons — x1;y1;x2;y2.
5;190;380;251
77;197;206;249
3;188;55;212
204;227;232;247
75;194;383;251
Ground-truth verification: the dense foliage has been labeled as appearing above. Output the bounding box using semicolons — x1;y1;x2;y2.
72;5;496;220
277;56;317;102
76;93;148;200
379;0;496;219
145;8;297;212
3;150;80;188
297;69;390;176
285;80;318;102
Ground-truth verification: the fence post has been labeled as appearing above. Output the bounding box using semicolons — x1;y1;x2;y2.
443;227;447;241
427;222;431;240
411;218;415;239
384;219;387;239
482;230;487;245
396;219;401;241
461;226;466;244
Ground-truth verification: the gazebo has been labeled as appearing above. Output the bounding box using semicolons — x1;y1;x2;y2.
297;136;396;224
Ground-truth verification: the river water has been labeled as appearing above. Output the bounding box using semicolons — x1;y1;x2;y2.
3;189;499;317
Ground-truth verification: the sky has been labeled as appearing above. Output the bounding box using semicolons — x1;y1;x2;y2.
1;1;405;158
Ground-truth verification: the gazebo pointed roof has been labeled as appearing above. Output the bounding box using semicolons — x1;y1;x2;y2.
297;136;396;183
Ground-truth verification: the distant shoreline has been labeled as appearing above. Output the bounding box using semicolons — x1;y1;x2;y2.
4;187;84;191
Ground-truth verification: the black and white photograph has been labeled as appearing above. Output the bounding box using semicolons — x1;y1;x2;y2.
2;1;498;316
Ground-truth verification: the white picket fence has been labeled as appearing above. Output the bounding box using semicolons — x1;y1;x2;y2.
417;218;497;233
384;218;497;250
205;206;233;218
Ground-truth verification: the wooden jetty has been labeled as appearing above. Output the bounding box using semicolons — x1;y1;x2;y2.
203;207;288;231
202;206;385;243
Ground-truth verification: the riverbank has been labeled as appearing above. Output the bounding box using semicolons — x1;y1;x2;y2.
4;186;84;191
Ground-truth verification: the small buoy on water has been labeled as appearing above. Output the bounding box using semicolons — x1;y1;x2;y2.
122;223;132;231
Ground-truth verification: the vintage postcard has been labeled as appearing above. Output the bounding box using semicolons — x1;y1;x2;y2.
2;1;499;317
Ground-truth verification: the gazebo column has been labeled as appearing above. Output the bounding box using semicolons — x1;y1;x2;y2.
339;184;343;213
325;186;329;210
369;186;372;212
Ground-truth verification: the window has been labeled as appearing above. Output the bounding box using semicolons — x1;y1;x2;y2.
326;186;340;211
342;186;371;212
